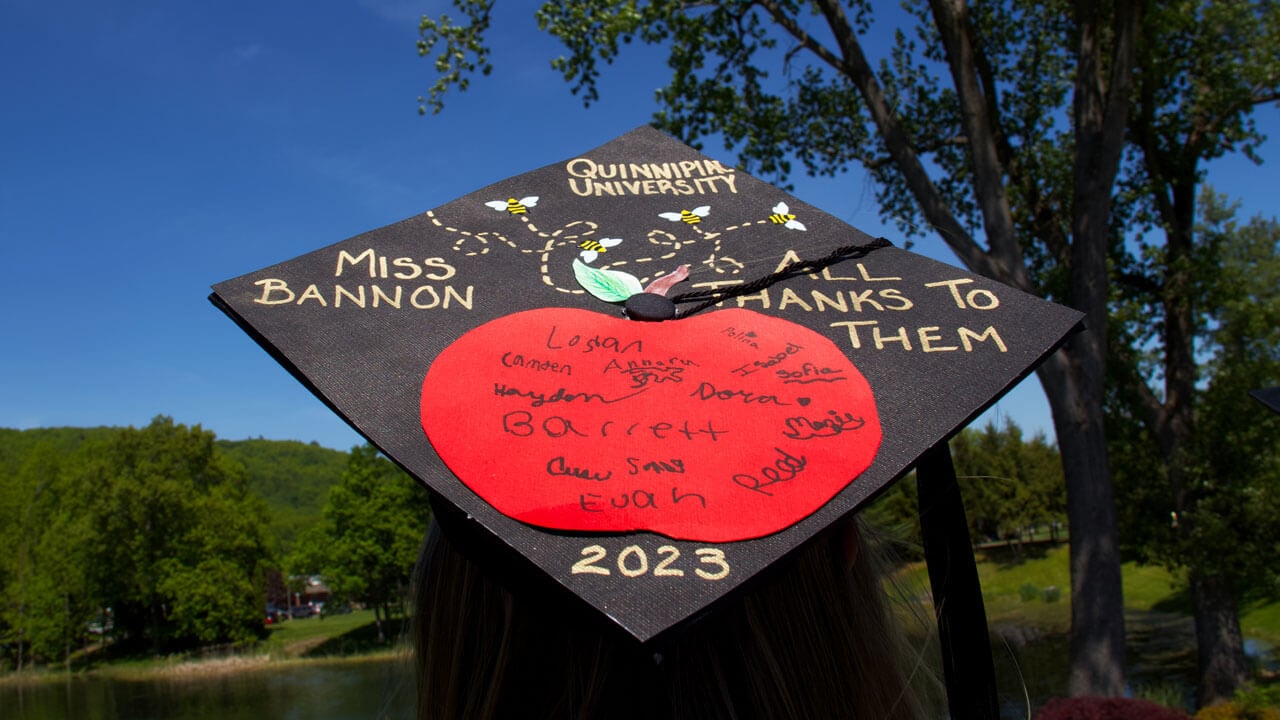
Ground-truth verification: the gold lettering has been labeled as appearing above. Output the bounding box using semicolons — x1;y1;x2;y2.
830;320;878;349
925;278;973;308
410;286;440;309
958;326;1007;352
392;257;421;280
297;284;327;306
254;278;295;305
878;288;914;310
873;325;912;350
858;263;900;282
777;287;813;312
735;288;771;309
810;289;848;312
848;289;885;312
422;257;456;281
334;284;365;308
336;248;376;278
918;327;958;352
771;249;805;275
371;284;402;308
565;158;596;178
443;285;474;310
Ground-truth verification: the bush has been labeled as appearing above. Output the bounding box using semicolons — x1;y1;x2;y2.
1195;684;1280;720
1020;582;1042;602
1036;697;1191;720
1194;703;1280;720
1043;585;1062;603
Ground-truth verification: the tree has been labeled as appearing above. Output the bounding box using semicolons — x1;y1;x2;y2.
0;418;273;667
1110;192;1280;705
0;440;95;669
951;420;1065;553
291;445;431;643
1103;2;1280;703
417;0;1136;694
80;417;272;654
865;419;1066;559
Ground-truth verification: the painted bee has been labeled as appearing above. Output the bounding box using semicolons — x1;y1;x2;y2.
659;205;711;225
485;196;539;215
768;202;806;231
578;237;623;263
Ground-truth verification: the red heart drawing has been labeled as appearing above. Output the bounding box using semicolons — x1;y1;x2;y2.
420;307;881;542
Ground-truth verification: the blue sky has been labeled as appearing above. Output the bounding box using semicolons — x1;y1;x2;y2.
2;1;1276;451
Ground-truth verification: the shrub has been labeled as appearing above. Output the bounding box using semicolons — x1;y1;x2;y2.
1193;702;1280;720
1020;582;1041;602
1036;696;1191;720
1043;585;1062;603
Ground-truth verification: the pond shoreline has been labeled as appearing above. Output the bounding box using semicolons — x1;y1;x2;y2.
0;647;409;688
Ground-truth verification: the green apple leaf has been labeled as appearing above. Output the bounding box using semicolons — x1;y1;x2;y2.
572;259;643;303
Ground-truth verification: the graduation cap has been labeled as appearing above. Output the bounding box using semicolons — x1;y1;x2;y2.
212;127;1080;717
1251;387;1280;415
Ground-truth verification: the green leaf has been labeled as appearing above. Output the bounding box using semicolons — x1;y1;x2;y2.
572;259;642;302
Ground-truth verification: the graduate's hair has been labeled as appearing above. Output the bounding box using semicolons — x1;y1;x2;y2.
412;512;935;720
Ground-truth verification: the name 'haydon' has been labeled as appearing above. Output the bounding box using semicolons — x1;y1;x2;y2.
565;157;739;198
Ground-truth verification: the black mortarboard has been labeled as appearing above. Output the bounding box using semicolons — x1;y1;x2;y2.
1251;387;1280;415
211;127;1081;648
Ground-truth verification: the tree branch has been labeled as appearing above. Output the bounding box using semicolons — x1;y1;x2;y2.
754;0;845;74
791;0;996;279
927;0;1027;289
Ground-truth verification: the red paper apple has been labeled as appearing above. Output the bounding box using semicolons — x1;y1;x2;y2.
420;307;881;542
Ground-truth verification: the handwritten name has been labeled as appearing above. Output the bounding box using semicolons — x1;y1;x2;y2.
579;487;708;513
626;457;686;475
493;384;644;407
781;411;866;440
730;342;803;377
502;411;729;442
547;455;611;482
501;352;572;375
691;381;790;406
603;357;695;388
775;363;847;384
546;326;643;354
732;448;808;496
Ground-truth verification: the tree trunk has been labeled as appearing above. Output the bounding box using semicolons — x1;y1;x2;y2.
1190;572;1248;708
1039;348;1127;697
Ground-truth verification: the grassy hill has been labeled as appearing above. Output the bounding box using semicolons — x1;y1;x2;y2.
0;425;349;557
217;438;348;555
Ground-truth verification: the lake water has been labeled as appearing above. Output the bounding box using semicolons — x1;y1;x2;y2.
2;658;415;720
4;629;1270;719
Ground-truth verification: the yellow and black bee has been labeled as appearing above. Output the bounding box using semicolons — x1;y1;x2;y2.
485;196;539;215
768;202;806;231
659;205;711;225
578;237;622;263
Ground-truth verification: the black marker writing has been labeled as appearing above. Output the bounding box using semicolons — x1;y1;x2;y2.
545;325;643;354
781;411;866;440
547;456;612;482
626;457;686;475
691;381;790;406
732;447;808;496
493;383;646;407
775;363;847;385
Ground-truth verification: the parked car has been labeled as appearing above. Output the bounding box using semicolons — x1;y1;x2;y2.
290;604;316;619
